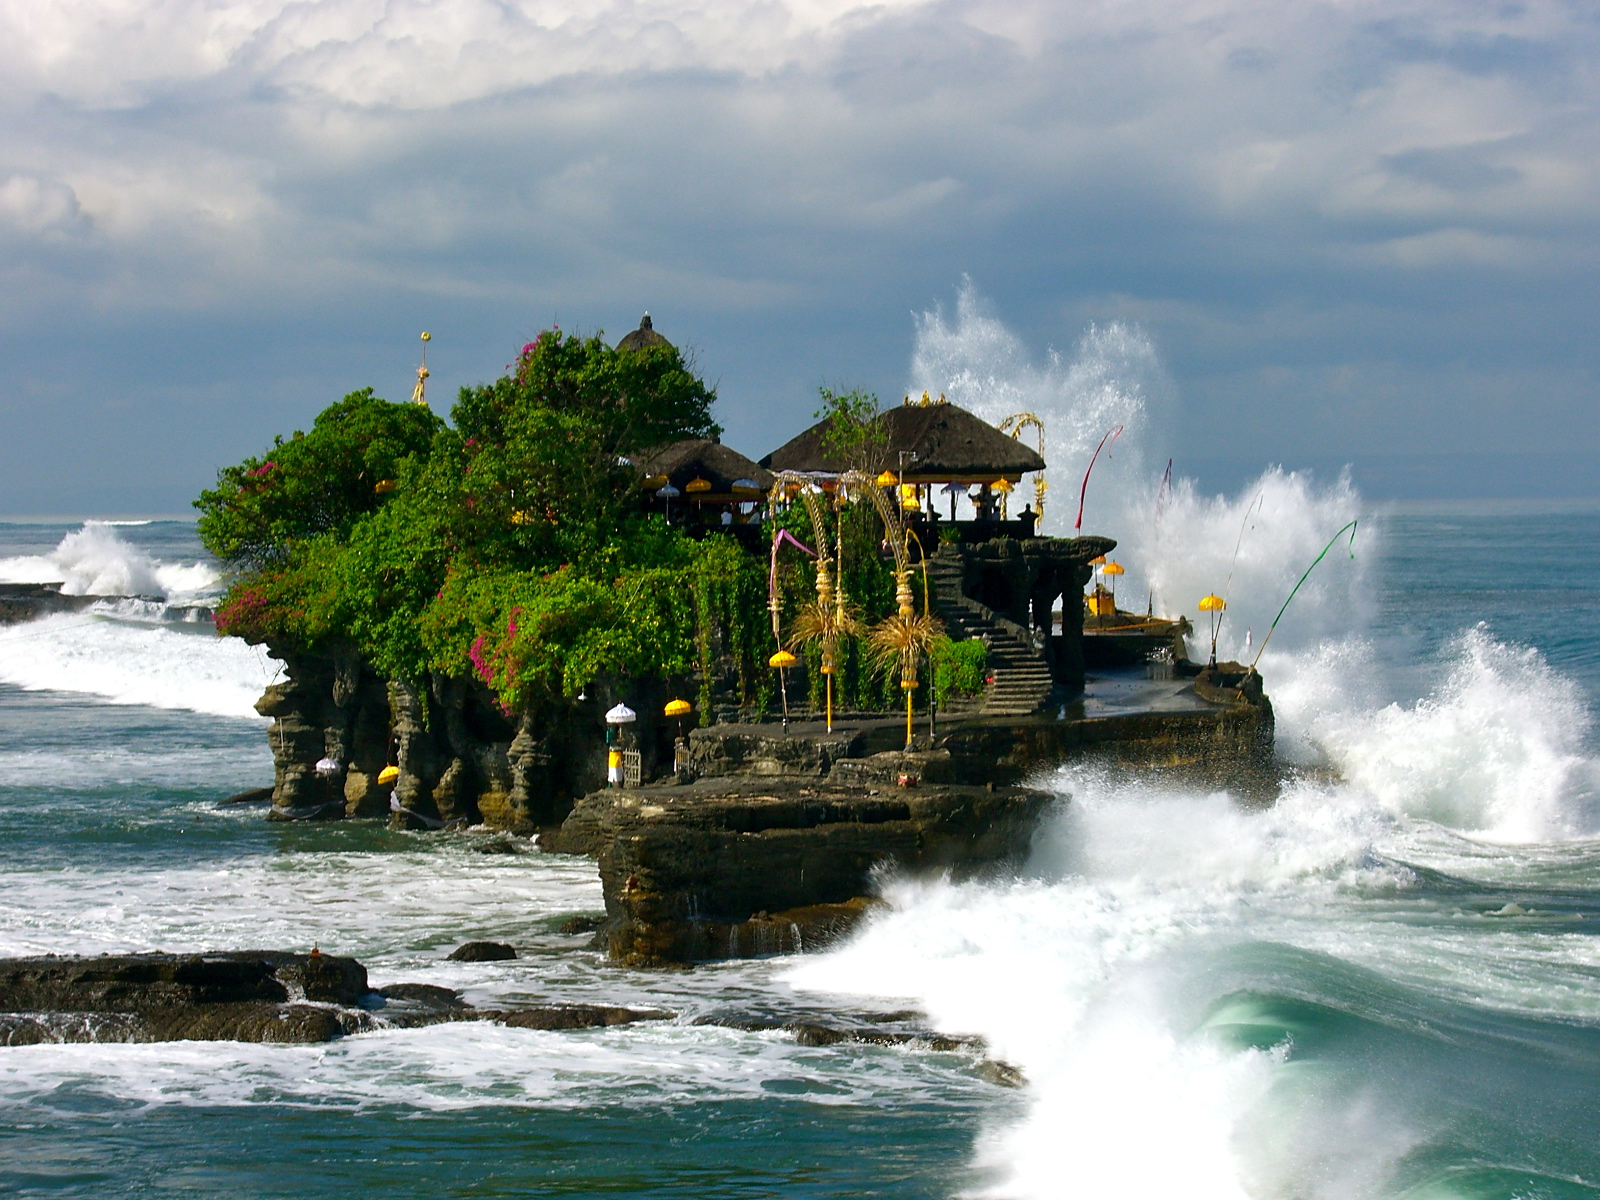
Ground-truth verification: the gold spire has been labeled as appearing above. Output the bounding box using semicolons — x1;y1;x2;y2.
411;332;431;406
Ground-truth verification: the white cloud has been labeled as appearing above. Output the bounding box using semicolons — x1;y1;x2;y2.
0;174;88;236
1;0;1599;508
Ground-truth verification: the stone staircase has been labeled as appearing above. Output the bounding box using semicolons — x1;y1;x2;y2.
924;551;1056;716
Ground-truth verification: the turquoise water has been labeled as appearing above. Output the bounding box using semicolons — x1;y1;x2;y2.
3;509;1600;1198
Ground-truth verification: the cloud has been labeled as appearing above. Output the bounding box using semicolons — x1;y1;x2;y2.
0;0;1598;511
0;174;88;236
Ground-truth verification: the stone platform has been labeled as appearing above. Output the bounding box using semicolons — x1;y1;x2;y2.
545;665;1276;966
546;775;1053;967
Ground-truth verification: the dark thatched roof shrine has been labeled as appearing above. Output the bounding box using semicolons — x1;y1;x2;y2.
616;313;672;354
760;399;1046;483
633;439;774;496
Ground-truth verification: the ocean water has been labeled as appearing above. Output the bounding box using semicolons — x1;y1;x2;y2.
2;508;1600;1199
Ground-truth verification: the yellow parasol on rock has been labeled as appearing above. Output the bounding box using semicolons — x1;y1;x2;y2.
665;698;692;738
769;650;797;730
1102;561;1124;608
1198;594;1226;666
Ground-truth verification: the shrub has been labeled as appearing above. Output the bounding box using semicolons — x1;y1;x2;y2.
932;637;988;705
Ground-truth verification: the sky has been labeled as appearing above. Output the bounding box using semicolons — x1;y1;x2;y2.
1;0;1596;515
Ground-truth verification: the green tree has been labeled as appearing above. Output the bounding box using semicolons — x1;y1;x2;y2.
195;389;442;569
815;387;888;474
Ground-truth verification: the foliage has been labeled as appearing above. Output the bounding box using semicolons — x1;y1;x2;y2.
420;536;767;719
196;390;442;570
202;329;756;720
814;387;888;475
931;637;988;706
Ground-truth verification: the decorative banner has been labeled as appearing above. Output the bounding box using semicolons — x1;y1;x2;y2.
1075;425;1124;531
1251;520;1358;669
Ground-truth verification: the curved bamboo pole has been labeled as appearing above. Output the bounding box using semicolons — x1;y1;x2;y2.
769;472;852;730
999;412;1047;522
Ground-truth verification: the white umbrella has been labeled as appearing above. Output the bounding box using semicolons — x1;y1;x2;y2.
314;756;342;777
605;703;637;724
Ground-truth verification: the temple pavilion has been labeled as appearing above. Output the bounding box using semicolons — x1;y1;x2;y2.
761;392;1047;538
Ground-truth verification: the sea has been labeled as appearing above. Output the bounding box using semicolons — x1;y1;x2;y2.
2;501;1600;1200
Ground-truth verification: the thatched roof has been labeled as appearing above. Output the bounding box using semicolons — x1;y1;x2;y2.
633;439;774;493
761;400;1046;481
616;313;672;354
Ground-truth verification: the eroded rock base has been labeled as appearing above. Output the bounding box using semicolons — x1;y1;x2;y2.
549;778;1053;967
0;953;668;1046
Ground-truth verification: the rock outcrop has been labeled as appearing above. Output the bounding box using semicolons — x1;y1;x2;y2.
546;777;1053;967
0;952;671;1046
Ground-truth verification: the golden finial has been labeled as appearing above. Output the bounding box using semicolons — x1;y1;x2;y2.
412;332;431;406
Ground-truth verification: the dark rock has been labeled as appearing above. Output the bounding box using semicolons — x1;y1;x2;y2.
691;1012;976;1054
446;941;517;963
0;951;368;1045
0;583;99;625
554;777;1051;966
0;952;676;1045
496;1005;669;1030
377;983;466;1010
557;915;606;936
218;786;275;807
684;726;880;782
0;951;366;1011
0;1003;352;1045
470;838;524;855
977;1059;1027;1087
787;1022;972;1052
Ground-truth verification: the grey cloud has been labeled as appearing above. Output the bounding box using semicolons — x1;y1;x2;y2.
1;0;1599;514
1382;144;1522;193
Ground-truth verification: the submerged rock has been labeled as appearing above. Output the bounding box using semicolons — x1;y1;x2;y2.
0;952;670;1045
447;941;517;962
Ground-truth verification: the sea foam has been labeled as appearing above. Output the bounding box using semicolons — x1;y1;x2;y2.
0;521;218;599
840;285;1600;1197
0;612;275;718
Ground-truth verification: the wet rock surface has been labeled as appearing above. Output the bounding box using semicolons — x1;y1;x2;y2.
548;777;1052;966
0;953;671;1046
447;941;517;962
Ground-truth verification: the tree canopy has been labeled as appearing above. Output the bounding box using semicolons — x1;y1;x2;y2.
198;329;761;713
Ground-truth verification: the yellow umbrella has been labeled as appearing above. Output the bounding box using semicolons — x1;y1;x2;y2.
769;650;797;729
685;478;712;493
374;479;397;495
993;479;1014;493
664;697;692;738
875;470;898;487
1102;561;1124;608
377;765;400;786
1198;595;1226;666
1090;554;1107;566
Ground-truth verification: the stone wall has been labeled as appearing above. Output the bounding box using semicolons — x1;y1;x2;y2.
256;645;682;832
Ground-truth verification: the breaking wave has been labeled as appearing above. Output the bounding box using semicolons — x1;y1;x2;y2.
0;611;277;718
0;521;218;599
841;283;1600;1196
0;522;267;716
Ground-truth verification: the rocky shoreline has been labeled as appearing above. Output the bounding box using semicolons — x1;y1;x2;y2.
0;950;1024;1080
0;951;669;1046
